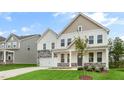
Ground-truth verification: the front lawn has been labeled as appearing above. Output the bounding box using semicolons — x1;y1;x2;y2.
0;64;37;71
7;68;124;80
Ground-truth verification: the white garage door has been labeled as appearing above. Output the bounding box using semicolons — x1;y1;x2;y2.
39;58;57;67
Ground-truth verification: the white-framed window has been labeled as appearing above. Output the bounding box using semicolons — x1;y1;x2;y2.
97;35;103;43
43;43;46;50
89;36;94;44
51;43;55;49
97;52;102;62
61;54;64;63
12;42;17;48
78;25;83;31
67;38;71;45
61;39;65;47
7;42;11;48
89;52;94;62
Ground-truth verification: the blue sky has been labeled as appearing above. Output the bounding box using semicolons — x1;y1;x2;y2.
0;12;124;40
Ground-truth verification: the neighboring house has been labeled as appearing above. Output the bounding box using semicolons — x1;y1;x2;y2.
37;13;110;69
0;33;40;64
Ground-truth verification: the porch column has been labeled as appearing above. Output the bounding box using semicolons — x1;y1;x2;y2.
51;51;54;63
69;51;72;67
13;51;15;63
3;50;6;64
105;48;109;70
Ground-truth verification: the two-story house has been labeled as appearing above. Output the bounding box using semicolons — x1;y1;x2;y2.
37;13;110;69
0;33;40;64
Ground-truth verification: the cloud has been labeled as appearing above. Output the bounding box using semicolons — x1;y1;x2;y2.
11;29;17;33
53;12;121;27
53;12;77;19
120;36;124;40
5;16;12;22
0;12;12;22
0;31;4;36
21;27;31;32
21;23;42;33
84;12;118;26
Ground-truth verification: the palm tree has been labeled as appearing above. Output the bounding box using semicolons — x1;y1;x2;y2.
75;36;88;67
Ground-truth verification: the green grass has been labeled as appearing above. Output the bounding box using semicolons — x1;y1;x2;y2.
7;68;124;80
0;64;37;71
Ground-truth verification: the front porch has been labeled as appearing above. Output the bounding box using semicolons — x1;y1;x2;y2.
0;50;14;64
53;48;108;68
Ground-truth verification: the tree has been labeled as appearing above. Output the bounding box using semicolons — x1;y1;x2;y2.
112;37;124;62
75;36;88;67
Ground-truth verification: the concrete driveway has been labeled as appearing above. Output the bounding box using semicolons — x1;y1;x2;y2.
0;67;48;80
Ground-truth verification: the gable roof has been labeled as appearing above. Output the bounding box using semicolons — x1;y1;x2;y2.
5;33;40;42
37;28;58;43
58;13;110;36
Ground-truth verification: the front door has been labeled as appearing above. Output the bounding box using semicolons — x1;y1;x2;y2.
77;53;82;66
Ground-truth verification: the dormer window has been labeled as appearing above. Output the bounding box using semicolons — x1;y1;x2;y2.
12;42;17;48
78;25;82;31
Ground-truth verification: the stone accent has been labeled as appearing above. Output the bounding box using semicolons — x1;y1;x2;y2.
71;63;77;67
57;63;69;67
84;63;106;67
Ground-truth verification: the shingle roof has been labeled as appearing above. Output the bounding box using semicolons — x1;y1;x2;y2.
0;36;6;42
18;34;41;39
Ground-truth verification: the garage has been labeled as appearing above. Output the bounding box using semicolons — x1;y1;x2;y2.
39;58;57;67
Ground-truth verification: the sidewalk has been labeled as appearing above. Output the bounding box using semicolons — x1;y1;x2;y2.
0;67;48;80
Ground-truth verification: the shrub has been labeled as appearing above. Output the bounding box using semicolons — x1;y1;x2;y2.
77;67;84;71
92;65;95;71
86;65;93;71
84;65;88;70
95;67;101;72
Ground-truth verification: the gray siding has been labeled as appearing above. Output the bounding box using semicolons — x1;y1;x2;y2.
14;36;39;64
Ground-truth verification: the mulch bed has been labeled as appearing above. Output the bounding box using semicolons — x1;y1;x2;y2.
79;75;93;80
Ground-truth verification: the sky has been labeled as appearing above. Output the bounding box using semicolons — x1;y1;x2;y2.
0;12;124;40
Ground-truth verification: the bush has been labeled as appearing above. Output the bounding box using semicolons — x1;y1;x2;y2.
92;65;95;71
77;67;84;71
86;65;93;71
95;67;101;72
84;66;88;70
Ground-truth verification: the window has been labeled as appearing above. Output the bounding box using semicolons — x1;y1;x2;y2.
51;43;55;49
43;43;46;50
1;44;5;48
12;42;17;48
97;35;103;43
78;26;82;31
27;47;30;51
97;52;102;62
67;54;70;63
67;38;71;45
61;39;65;47
89;36;94;44
61;54;64;62
89;52;94;62
7;42;11;48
